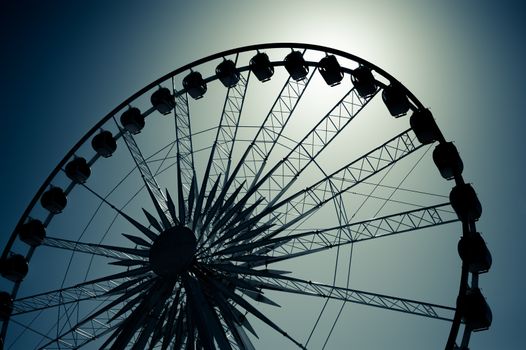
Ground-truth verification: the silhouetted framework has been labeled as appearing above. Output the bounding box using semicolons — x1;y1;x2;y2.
240;275;456;321
121;126;177;227
209;203;459;261
173;92;195;204
1;43;490;349
223;72;313;194
204;71;250;190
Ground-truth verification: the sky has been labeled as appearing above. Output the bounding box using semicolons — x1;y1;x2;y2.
1;0;525;349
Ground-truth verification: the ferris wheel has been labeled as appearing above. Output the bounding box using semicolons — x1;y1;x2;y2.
0;43;492;349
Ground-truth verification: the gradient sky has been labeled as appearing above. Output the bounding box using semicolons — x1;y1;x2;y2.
1;0;524;349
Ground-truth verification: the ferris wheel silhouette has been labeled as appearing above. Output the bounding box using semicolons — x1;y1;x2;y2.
1;43;491;349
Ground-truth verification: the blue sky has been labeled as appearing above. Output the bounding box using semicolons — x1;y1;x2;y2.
1;1;524;348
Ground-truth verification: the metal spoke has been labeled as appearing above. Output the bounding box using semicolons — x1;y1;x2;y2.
109;280;171;349
196;267;306;349
158;287;182;350
38;280;152;349
38;280;165;350
119;121;177;227
12;275;151;315
243;275;456;321
193;70;251;232
216;305;255;350
211;203;458;263
173;91;196;203
80;182;159;242
40;322;120;349
184;274;233;350
42;236;149;260
209;72;250;189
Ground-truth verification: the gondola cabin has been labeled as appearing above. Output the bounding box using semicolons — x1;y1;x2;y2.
458;232;492;273
41;187;67;214
318;55;343;86
151;88;175;115
92;130;117;158
433;142;463;180
65;157;91;183
216;60;240;88
410;109;440;144
284;51;309;81
250;52;274;82
450;183;482;222
0;254;28;282
351;66;377;98
460;288;492;331
183;71;207;100
382;83;410;117
18;219;46;247
120;107;145;134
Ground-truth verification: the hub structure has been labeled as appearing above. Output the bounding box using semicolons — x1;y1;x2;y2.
149;226;197;278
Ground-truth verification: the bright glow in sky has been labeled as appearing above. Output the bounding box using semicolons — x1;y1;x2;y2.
1;0;524;349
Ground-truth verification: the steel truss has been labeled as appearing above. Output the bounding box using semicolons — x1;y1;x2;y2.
121;127;177;227
173;92;195;202
243;275;455;321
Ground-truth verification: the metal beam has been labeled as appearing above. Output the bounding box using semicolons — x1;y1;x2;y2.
243;275;456;321
212;203;458;262
43;236;148;260
120;126;176;227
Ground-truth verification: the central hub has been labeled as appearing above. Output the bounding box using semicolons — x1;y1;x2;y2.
149;226;197;278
